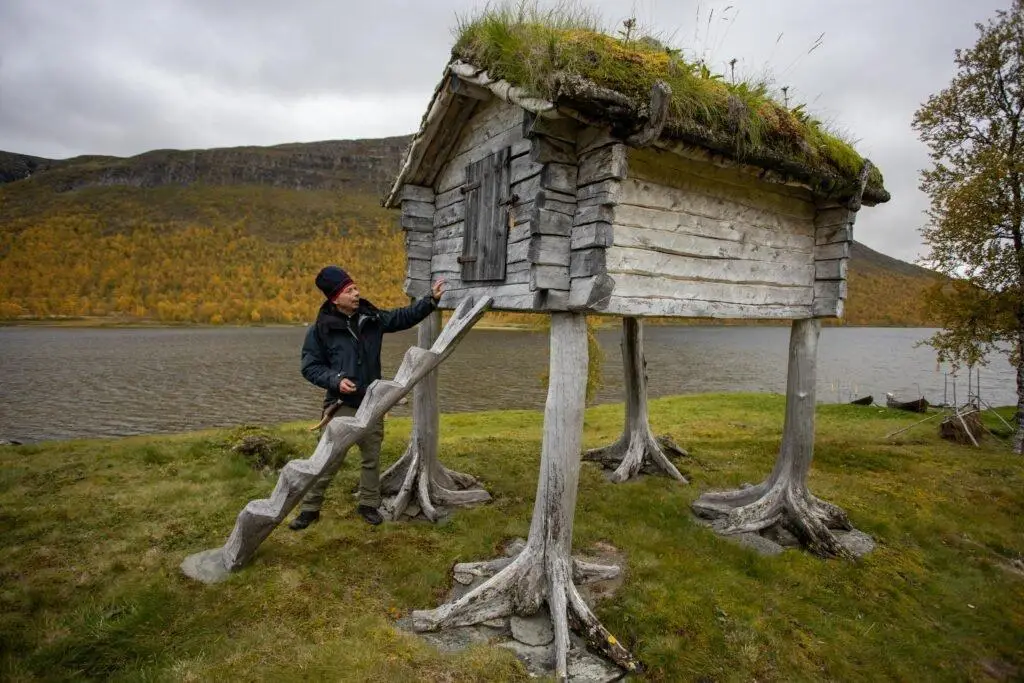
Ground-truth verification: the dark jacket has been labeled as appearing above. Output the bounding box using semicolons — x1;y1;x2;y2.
301;296;436;410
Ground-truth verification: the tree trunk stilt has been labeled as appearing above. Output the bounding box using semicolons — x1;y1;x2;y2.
692;318;855;559
381;310;490;521
584;317;688;483
412;313;642;679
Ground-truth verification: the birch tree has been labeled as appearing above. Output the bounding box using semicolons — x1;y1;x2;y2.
913;0;1024;453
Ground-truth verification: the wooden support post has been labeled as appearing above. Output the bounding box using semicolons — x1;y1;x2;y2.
381;309;491;521
584;317;688;483
411;313;641;679
692;318;864;559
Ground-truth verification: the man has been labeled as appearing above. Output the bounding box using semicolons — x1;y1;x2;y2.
290;265;444;529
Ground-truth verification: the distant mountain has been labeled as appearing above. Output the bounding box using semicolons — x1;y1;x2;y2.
0;137;412;195
0;151;58;183
0;138;939;326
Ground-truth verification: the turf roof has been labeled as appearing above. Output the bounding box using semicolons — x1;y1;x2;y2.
452;9;889;204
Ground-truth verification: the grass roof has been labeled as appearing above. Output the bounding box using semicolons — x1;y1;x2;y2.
452;6;888;203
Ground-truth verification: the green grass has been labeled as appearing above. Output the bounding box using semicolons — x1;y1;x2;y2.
452;4;887;201
1;394;1021;681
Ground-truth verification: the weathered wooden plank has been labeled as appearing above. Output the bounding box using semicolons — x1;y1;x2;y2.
627;147;815;215
814;259;848;281
814;207;854;228
435;187;462;210
522;111;578;144
407;258;431;280
578;144;627;187
531;136;576;165
508;238;529;263
599;294;812;319
541;163;577;195
407;244;433;261
403;276;432;298
617;179;816;236
568;274;616;310
576;178;621;206
812;298;844;318
570;248;607;278
573;203;615;227
433;200;464;229
401;185;434;203
512;173;542;203
402;200;434;220
406;231;433;246
450;74;492;100
444;289;539;312
511;154;542;186
605;245;814;287
536;191;577;216
614;202;813;251
507;223;531;246
435;222;463;241
611;222;812;265
401;215;433;232
530;207;573;236
435;128;520;194
433;236;463;255
815;224;853;246
531;264;570;291
570;221;614;250
814;242;850;261
432;252;461;273
608;273;813;306
528;235;570;266
576;126;620;157
511;138;532;158
814;280;848;301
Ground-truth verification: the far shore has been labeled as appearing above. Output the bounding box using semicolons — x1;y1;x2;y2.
0;315;936;330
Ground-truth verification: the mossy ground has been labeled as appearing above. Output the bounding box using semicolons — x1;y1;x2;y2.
1;395;1021;681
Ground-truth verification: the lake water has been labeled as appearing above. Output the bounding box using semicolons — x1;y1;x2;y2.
0;324;1016;443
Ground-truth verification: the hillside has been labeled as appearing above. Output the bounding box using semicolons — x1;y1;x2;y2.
0;139;938;326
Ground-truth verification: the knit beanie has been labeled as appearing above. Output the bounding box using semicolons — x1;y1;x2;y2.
315;265;354;300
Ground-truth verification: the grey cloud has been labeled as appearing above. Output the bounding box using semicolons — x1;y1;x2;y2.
0;0;1012;262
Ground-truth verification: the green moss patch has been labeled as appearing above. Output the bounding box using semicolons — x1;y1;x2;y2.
452;6;888;202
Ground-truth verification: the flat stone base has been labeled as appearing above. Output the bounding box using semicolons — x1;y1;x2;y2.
696;518;876;558
180;547;232;584
397;540;629;681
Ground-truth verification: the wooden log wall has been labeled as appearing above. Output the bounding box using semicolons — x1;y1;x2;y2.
401;184;435;298
587;147;821;318
521;112;580;310
426;100;541;309
811;203;857;318
568;128;624;310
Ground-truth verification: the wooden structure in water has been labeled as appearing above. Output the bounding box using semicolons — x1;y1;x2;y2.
383;46;889;677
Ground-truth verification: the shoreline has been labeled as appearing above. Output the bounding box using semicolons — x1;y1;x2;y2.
0;315;938;331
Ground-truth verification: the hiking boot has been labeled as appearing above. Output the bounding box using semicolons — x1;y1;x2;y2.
356;505;384;526
288;510;320;530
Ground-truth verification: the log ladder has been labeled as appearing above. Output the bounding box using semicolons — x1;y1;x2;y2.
181;296;492;584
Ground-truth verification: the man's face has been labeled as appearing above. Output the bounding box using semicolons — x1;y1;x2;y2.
332;282;360;313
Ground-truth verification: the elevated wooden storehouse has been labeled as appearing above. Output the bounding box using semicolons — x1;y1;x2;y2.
382;23;890;677
385;68;888;321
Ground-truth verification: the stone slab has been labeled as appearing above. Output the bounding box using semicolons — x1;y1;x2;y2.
511;610;554;646
836;529;876;558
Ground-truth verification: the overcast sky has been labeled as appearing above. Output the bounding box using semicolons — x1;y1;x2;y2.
0;0;1009;262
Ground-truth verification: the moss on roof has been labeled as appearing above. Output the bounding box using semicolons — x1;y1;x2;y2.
452;9;888;203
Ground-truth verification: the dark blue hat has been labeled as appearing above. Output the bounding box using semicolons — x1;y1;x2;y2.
315;266;354;300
